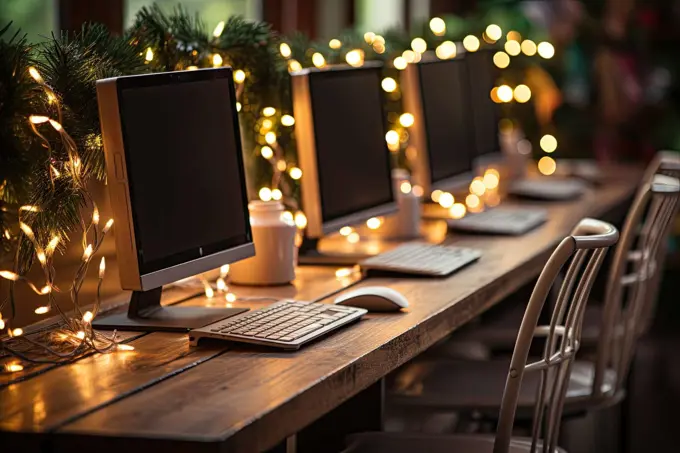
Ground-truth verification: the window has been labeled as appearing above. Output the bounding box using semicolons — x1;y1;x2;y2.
0;0;57;42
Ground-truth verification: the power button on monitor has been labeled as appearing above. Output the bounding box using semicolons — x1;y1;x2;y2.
114;153;125;180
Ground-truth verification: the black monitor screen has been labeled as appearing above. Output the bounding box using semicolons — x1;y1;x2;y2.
418;58;475;183
466;50;500;157
308;68;394;223
117;69;251;274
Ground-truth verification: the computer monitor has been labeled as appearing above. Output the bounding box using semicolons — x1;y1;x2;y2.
465;49;502;165
93;68;254;332
292;63;397;248
401;53;476;195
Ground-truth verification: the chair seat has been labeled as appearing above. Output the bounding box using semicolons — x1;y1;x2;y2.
343;432;567;453
451;303;602;350
389;359;619;415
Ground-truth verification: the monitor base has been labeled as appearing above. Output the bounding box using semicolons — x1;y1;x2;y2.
92;287;247;332
298;237;373;266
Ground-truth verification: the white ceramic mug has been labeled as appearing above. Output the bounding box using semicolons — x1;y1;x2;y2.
229;201;296;285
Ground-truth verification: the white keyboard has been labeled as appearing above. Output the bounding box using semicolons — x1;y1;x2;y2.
359;242;482;277
509;178;587;200
190;300;366;350
448;207;548;235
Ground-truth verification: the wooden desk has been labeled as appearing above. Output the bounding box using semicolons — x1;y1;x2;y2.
0;170;639;453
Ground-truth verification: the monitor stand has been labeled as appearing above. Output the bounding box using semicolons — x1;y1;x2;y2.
92;287;247;332
298;237;376;266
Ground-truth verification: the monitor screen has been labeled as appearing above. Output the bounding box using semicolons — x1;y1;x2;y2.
466;50;500;157
117;69;251;275
308;68;394;223
418;58;475;183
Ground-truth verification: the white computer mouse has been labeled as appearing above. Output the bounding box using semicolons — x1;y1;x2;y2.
334;286;409;312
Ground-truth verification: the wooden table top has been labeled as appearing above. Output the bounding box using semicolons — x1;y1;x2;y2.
0;168;640;453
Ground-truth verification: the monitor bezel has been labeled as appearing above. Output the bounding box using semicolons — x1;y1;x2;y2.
98;68;254;291
292;63;398;238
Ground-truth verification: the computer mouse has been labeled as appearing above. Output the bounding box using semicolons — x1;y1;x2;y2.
334;286;409;312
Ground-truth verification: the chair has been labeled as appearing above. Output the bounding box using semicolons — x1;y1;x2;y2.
449;153;680;351
386;175;679;425
343;218;619;453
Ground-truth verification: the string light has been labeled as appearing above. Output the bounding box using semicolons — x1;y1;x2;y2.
83;311;94;323
205;284;215;299
347;232;360;244
213;21;225;38
339;226;353;236
411;37;427;53
335;268;353;279
470;178;486;196
483;170;500;189
366;217;382;230
117;344;135;351
12;328;23;337
402;50;417;63
82;244;93;261
0;270;19;281
466;194;481;209
412;185;424;197
381;77;397;93
486;24;502;41
225;293;237;303
76;331;85;340
265;132;277;144
537;42;555;59
262;119;273;129
288;59;302;72
449;203;467;219
212;54;223;67
364;32;376;44
329;38;342;49
345;49;364;67
103;218;114;234
99;257;106;278
187;66;198;71
463;35;480;52
513;84;532;103
28;66;43;83
19;205;39;212
40;285;51;294
385;130;400;146
6;363;23;372
216;278;227;292
233;69;246;84
35;306;50;315
294;212;307;229
272;189;283;201
220;265;230;277
312;52;326;68
37;251;46;265
281;115;295;126
92;206;100;225
436;41;457;60
439;192;454;208
393;57;407;70
145;48;154;62
0;318;4;330
279;42;292;58
289;167;302;179
29;115;49;124
259;187;272;201
260;146;274;159
276;160;287;172
49;119;63;131
263;107;276;117
236;102;242;112
430;190;443;203
540;134;558;153
429;17;446;36
497;85;513;103
507;31;522;41
399;113;414;127
19;222;34;240
493;51;510;69
505;40;521;56
538;156;557;175
521;40;537;56
400;181;412;194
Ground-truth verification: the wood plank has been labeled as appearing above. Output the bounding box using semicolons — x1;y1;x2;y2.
0;266;356;437
49;174;638;453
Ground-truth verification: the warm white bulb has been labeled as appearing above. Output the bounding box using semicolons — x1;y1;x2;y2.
497;85;514;103
435;41;457;60
493;51;510;69
19;222;34;239
236;102;242;112
385;130;400;146
205;286;215;299
288;59;302;72
294;212;308;229
233;69;246;84
99;256;106;278
0;271;19;281
537;42;555;59
486;24;502;41
279;42;292;58
289;167;302;180
399;113;415;127
82;244;93;261
466;194;481;209
262;107;276;117
470;178;486;196
117;344;135;351
281;115;295;126
538;156;557;175
521;40;537;56
312;52;326;68
260;146;274;159
431;189;443;203
540;134;558;153
35;306;50;315
212;54;223;67
265;131;277;144
220;265;230;277
83;311;94;323
505;40;521;56
400;181;412;194
213;21;225;38
28;66;43;83
259;187;272;201
225;293;237;303
483;172;500;190
216;278;227;291
439;192;454;208
339;226;353;236
103;218;114;234
29;115;49;124
364;32;376;44
429;17;446;36
449;203;467;219
76;330;86;340
381;77;397;93
37;251;46;265
347;232;360;244
402;50;417;63
329;38;342;49
12;328;23;337
366;217;382;230
463;35;480;52
145;48;154;62
513;84;532;103
393;57;408;70
411;37;427;53
271;189;283;201
345;49;364;67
